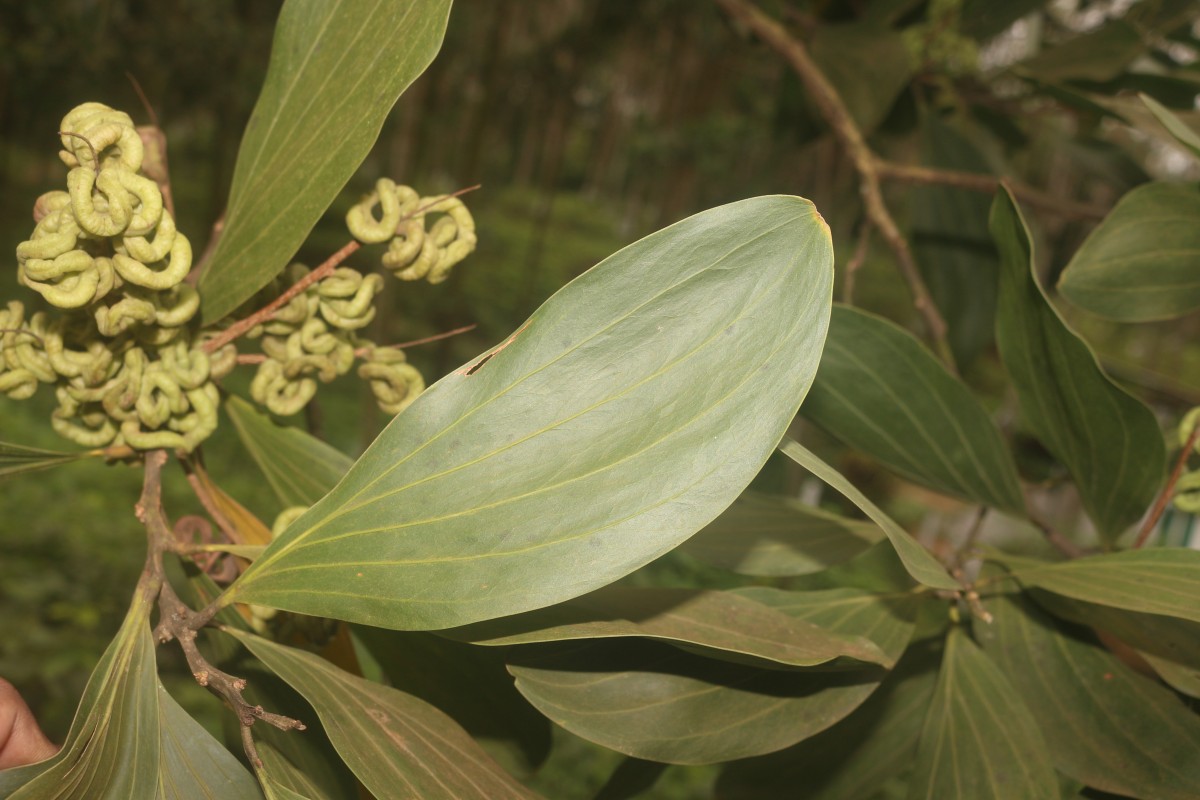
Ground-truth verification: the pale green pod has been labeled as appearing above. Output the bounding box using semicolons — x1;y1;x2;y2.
251;358;318;416
178;384;220;450
345;177;402;243
0;369;40;400
21;248;93;282
1174;470;1200;513
271;506;310;537
112;229;191;289
120;418;185;451
160;340;211;389
153;284;200;328
68;167;132;237
95;293;157;337
381;220;433;279
358;347;424;414
318;271;382;330
136;366;187;428
32;190;72;222
119;207;176;262
297;317;340;356
52;387;118;447
116;169;163;235
12;314;56;383
16;210;80;262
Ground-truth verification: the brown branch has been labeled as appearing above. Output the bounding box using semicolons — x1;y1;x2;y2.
179;453;239;545
873;161;1109;221
1029;512;1087;559
203;184;481;355
1135;424;1200;548
715;0;955;370
136;450;305;756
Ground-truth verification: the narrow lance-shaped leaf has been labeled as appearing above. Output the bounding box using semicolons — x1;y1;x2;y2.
352;626;551;778
226;630;537;800
222;196;835;628
225;396;353;508
994;547;1200;624
506;582;914;765
977;589;1200;800
802;304;1025;514
1057;182;1200;322
1028;589;1200;700
198;0;453;324
1016;19;1143;82
909;626;1058;800
715;642;940;800
778;438;959;591
156;683;263;800
0;440;92;481
991;185;1165;541
441;585;890;669
1140;92;1200;159
680;490;882;577
2;589;259;800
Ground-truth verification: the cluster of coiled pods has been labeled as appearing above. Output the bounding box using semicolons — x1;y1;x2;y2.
3;102;477;452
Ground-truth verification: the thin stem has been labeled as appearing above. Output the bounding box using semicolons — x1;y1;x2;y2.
1029;512;1086;559
137;450;304;733
202;184;481;355
56;131;98;169
873;160;1109;221
1135;424;1200;548
715;0;956;371
179;452;240;544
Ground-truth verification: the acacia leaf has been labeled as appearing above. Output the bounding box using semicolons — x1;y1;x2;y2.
802;305;1025;514
442;585;889;669
909;627;1058;799
352;626;551;777
1057;182;1200;322
715;642;939;800
679;491;882;576
991;186;1165;542
0;440;90;481
1140;92;1200;159
225;396;353;508
197;0;453;323
223;196;834;628
997;547;1200;624
977;590;1200;799
778;438;959;591
156;683;262;799
227;631;536;800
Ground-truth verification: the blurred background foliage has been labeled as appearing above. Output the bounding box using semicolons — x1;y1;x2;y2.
2;0;1199;796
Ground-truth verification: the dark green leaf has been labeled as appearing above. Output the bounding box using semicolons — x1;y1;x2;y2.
802;305;1025;514
508;640;884;765
1141;92;1200;158
778;438;959;591
679;491;882;577
729;586;920;665
1058;182;1200;322
5;593;159;799
225;396;353;508
991;186;1165;542
912;113;1000;366
227;630;536;800
197;0;453;324
0;440;90;481
909;627;1058;799
442;586;890;669
224;196;835;628
811;24;911;133
715;642;939;800
977;590;1200;799
1018;20;1144;83
156;683;261;799
1029;590;1200;699
999;548;1200;623
352;626;551;777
